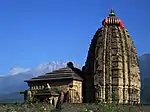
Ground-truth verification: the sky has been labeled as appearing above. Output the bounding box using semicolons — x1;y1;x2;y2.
0;0;149;74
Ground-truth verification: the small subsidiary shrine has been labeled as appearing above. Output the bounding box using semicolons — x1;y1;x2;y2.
23;62;83;105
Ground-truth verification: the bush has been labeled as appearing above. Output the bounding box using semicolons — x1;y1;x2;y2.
0;103;55;112
0;102;147;112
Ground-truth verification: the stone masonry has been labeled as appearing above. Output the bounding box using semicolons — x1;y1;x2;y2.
82;9;141;104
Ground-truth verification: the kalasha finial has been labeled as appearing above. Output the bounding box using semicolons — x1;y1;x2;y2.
109;9;115;16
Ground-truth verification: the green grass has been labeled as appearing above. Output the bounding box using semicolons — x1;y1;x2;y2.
0;102;149;112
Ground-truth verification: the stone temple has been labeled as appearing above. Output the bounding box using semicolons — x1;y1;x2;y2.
82;9;141;104
22;9;141;105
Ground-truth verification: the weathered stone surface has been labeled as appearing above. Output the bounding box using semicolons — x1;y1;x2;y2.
82;9;140;104
56;91;64;109
26;90;32;104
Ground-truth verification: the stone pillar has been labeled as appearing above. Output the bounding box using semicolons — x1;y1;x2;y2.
54;97;58;107
123;87;129;104
49;97;53;104
118;87;123;103
102;26;108;102
95;84;102;102
69;89;73;103
137;89;140;104
128;87;132;104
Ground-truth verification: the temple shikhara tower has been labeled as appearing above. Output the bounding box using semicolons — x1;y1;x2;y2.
82;9;141;104
22;9;141;105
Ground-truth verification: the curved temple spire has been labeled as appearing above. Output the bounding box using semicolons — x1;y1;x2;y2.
83;9;140;104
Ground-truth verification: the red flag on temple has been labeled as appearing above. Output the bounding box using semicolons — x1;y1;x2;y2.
119;19;124;29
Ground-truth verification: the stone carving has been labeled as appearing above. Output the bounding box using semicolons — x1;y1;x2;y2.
95;84;102;101
64;91;69;103
82;9;140;104
74;92;80;103
26;89;32;104
47;83;51;90
44;83;51;91
56;91;64;109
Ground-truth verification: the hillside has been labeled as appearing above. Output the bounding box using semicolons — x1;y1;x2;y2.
139;54;150;104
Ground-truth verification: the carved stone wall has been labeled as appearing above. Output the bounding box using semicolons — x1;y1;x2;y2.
28;79;83;104
82;10;141;104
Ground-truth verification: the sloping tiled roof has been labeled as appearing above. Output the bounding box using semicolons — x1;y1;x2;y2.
24;66;83;82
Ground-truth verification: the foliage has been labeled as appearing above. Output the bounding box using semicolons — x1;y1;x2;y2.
0;103;55;112
0;102;148;112
95;102;124;112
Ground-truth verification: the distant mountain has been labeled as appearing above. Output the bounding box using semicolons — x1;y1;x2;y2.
139;54;150;79
9;67;30;76
33;61;81;76
139;54;150;104
0;61;82;102
0;55;150;104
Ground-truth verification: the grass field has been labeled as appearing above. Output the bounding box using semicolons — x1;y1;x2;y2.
0;103;149;112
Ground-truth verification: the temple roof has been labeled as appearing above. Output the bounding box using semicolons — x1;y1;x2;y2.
24;62;83;82
101;9;125;29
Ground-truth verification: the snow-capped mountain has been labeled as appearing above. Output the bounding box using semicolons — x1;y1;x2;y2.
9;67;30;75
0;61;82;102
4;61;82;77
34;61;81;76
33;61;68;76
